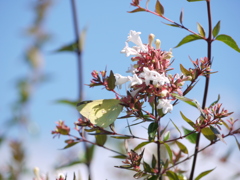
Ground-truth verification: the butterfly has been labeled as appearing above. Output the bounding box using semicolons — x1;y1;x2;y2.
77;99;123;128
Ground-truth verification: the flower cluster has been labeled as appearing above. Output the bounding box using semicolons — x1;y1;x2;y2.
120;149;144;170
114;30;185;116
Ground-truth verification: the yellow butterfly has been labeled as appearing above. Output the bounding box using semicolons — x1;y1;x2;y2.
77;99;123;128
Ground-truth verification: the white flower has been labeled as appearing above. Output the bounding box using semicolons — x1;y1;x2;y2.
121;42;140;57
114;73;130;89
121;30;148;56
126;64;137;74
127;30;143;47
139;67;169;86
157;99;173;114
128;74;143;87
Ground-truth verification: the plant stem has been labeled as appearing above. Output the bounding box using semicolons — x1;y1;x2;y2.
189;0;212;179
70;0;91;179
155;97;162;180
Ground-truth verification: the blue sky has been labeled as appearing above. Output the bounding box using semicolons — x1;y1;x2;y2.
1;0;240;179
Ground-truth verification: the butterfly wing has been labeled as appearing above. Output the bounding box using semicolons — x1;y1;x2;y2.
77;99;123;128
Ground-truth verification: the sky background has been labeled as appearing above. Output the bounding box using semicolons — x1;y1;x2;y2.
1;0;240;179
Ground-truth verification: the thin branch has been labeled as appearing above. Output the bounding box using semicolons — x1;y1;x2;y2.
70;0;90;179
189;0;213;179
136;5;204;38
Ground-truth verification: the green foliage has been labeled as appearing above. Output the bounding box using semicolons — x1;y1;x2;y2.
194;168;215;180
151;154;157;168
183;127;197;144
215;34;240;52
163;131;170;141
163;143;173;163
134;141;151;151
148;122;158;141
128;7;146;13
197;23;205;37
143;161;152;173
166;170;180;180
208;94;220;108
107;70;116;90
155;0;164;16
170;119;182;136
201;127;216;141
180;111;195;128
179;9;184;24
63;140;79;149
95;130;107;146
212;21;221;37
175;34;203;48
175;141;188;154
180;64;191;76
233;135;240;151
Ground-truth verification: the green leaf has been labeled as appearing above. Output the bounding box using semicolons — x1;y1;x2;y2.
162;22;180;28
148;122;158;141
180;111;195;128
166;170;180;180
155;0;164;16
170;119;182;136
163;143;172;163
175;34;203;48
55;99;78;107
201;127;216;141
215;34;240;52
134;141;151;151
212;21;221;37
180;64;191;76
54;27;87;53
183;127;197;144
163;131;170;141
95;130;107;146
128;7;145;13
86;144;95;163
111;155;127;159
179;9;184;24
195;168;215;180
133;171;144;179
63;141;79;149
143;161;152;173
111;136;131;139
187;0;205;2
209;94;220;108
151;154;157;168
54;41;78;52
107;70;116;90
175;141;188;154
197;23;205;37
160;122;169;137
221;120;230;130
233;135;240;151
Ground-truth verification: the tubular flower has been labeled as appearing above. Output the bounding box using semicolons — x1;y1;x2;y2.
139;67;169;86
128;73;143;87
121;42;140;57
121;30;148;57
157;99;173;114
114;73;130;89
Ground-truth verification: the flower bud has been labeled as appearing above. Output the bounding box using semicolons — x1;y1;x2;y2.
155;39;161;49
148;33;155;47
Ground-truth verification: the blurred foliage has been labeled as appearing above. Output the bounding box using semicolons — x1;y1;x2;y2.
0;0;53;179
